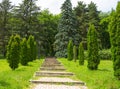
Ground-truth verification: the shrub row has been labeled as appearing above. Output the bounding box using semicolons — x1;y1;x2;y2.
6;35;37;70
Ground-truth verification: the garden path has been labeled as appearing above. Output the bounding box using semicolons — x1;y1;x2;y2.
30;57;87;89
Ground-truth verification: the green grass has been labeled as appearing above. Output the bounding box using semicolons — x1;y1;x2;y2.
58;58;120;89
0;59;43;89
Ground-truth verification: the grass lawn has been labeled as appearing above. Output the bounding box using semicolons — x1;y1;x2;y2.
0;59;43;89
58;58;120;89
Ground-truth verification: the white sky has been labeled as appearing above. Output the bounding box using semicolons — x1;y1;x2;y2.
0;0;119;14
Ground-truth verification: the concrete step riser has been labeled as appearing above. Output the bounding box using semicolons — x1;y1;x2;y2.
40;68;66;71
30;80;85;86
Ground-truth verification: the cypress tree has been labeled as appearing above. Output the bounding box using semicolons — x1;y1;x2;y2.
33;41;37;60
87;24;100;70
6;35;14;63
73;45;77;62
6;35;20;70
27;35;35;61
109;2;120;79
78;42;84;65
54;0;81;57
20;38;29;65
67;40;73;61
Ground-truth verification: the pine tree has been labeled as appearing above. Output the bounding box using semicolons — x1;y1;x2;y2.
67;40;73;61
0;0;13;57
73;45;77;62
54;0;81;57
78;42;84;65
87;24;100;70
6;35;21;70
109;2;120;79
20;38;29;65
14;0;40;38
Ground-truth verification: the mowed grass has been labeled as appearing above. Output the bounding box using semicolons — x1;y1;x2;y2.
58;58;120;89
0;59;43;89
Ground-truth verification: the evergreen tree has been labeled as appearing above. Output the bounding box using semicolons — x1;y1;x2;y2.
78;42;84;65
74;1;88;39
109;2;120;79
20;38;29;65
73;45;77;62
6;35;21;70
0;0;13;57
33;41;37;60
27;35;35;61
87;24;100;70
14;0;40;38
6;35;14;63
54;0;81;57
67;40;73;61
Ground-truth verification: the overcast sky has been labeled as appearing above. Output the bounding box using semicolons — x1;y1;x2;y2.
0;0;119;14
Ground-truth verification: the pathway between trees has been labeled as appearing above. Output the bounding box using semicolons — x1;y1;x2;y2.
30;57;87;89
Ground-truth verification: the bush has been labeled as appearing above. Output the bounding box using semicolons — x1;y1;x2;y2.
73;45;77;62
6;35;20;70
99;49;111;60
20;38;29;65
87;24;100;70
78;42;84;65
67;40;73;61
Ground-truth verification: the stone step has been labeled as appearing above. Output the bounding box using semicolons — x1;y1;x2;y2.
31;84;88;89
41;64;63;67
40;67;66;71
30;77;85;86
35;71;74;77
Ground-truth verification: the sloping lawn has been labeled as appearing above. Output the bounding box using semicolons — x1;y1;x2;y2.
0;59;43;89
58;58;120;89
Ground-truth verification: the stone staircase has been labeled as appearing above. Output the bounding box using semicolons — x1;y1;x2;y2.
30;57;87;89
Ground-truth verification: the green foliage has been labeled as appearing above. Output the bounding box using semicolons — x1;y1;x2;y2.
73;45;77;62
0;59;43;89
20;38;29;65
7;35;21;70
99;49;111;60
54;0;81;57
58;58;120;89
67;40;73;61
0;0;13;57
78;42;84;65
38;9;59;56
27;35;35;61
109;1;120;79
87;24;100;70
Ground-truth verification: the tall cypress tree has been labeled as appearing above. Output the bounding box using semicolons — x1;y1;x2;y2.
6;35;21;70
109;2;120;79
78;42;84;65
67;40;73;61
54;0;80;57
87;24;100;70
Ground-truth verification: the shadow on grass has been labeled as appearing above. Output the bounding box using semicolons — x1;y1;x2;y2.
0;80;10;87
98;69;111;72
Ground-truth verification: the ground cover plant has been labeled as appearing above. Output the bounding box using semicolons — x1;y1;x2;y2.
58;58;120;89
0;59;43;89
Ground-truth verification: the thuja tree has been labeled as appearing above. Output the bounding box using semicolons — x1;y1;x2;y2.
27;35;36;61
78;42;84;65
109;2;120;79
67;40;73;61
6;35;21;70
73;45;77;62
54;0;80;57
87;24;100;70
20;38;29;65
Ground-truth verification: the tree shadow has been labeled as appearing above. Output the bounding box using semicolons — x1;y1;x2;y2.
0;81;10;87
98;69;111;72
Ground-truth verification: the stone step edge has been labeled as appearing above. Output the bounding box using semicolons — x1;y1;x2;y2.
30;80;85;86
